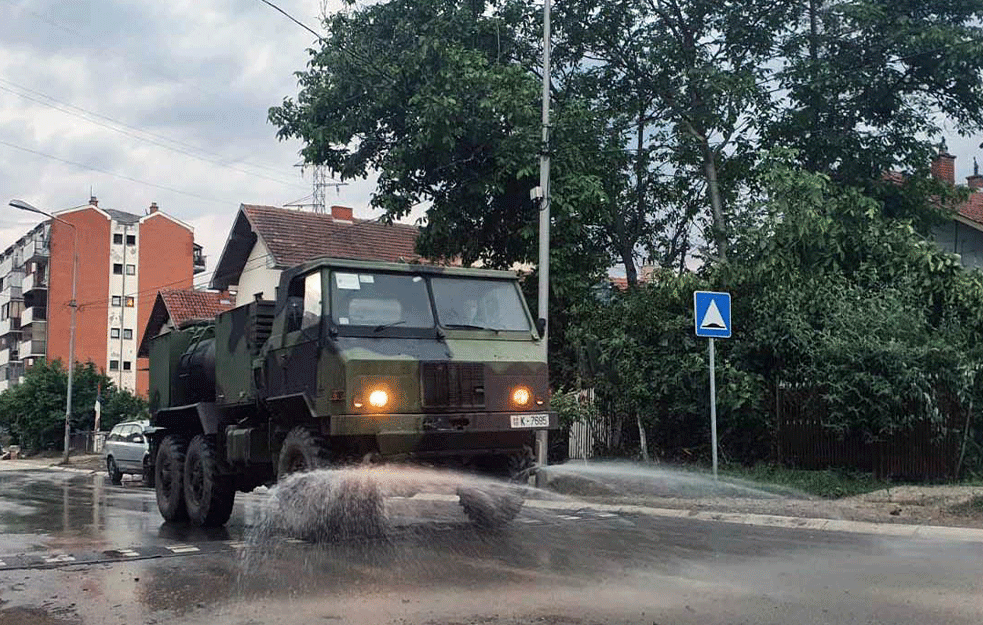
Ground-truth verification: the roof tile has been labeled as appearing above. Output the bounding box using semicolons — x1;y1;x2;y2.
241;204;419;267
160;289;235;327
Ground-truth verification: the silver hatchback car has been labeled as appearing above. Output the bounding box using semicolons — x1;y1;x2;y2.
103;420;150;485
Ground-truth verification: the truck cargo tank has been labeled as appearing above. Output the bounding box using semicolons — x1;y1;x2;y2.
177;336;216;403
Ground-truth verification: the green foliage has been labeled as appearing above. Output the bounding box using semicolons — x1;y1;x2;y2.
572;160;983;469
0;360;148;452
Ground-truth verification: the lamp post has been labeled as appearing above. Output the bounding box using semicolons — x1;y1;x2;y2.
9;199;78;464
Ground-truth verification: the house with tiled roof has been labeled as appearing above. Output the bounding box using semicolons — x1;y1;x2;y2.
210;204;420;306
138;289;235;356
930;149;983;270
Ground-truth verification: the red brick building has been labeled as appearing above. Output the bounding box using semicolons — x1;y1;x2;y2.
0;197;205;396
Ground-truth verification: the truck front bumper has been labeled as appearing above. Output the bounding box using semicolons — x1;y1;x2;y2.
326;411;558;458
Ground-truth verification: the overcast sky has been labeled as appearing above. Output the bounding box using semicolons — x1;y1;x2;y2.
0;0;380;286
1;0;981;286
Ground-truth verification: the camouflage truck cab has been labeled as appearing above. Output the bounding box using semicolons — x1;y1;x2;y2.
146;258;556;528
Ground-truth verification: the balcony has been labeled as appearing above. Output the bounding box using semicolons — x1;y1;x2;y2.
21;272;47;295
22;237;49;263
21;307;46;326
0;284;22;303
0;317;20;336
193;246;207;275
18;338;46;358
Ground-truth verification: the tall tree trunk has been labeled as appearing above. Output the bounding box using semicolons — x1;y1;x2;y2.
700;139;728;263
636;412;650;462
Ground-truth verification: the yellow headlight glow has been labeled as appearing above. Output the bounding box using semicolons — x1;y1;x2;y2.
368;389;389;408
512;387;531;406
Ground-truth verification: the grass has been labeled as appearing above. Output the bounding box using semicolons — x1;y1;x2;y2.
949;495;983;516
720;464;895;499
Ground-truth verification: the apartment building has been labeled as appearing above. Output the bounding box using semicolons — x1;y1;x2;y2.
0;197;205;395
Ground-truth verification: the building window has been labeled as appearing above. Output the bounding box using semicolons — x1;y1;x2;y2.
126;234;136;245
111;296;122;307
110;328;120;339
113;233;123;244
113;263;123;275
125;297;134;307
109;360;119;371
126;264;135;275
123;329;133;340
122;361;131;371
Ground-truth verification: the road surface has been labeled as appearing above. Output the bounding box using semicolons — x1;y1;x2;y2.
0;468;980;625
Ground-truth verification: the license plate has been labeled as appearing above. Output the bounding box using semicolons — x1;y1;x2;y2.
510;413;549;428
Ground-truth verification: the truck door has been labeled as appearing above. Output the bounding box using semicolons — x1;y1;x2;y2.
270;271;321;399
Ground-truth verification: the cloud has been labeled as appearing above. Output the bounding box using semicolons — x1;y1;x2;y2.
0;0;380;274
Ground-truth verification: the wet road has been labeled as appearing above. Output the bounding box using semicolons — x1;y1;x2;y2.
0;469;981;625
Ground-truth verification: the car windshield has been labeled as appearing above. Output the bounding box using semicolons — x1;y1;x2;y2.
430;277;531;332
330;271;434;328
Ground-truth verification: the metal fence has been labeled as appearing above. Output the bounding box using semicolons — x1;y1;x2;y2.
68;431;107;455
776;386;965;480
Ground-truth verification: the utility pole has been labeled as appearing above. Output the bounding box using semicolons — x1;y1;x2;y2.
8;200;78;464
534;0;552;470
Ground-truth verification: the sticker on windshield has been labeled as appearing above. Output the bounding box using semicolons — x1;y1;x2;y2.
413;276;422;282
359;274;375;284
338;317;350;325
335;273;360;290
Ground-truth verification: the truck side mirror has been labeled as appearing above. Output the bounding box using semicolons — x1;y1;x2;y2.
536;317;546;337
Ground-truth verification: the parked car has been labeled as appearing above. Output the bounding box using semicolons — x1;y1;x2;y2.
103;420;151;485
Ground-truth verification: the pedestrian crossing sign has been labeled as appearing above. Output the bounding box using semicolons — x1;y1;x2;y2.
694;291;731;338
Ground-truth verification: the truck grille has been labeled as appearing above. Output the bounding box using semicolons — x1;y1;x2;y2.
422;362;485;408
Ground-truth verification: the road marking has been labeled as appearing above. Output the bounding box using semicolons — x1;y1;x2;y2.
285;538;307;544
42;554;76;564
116;549;140;557
0;560;6;567
166;545;200;554
225;541;247;549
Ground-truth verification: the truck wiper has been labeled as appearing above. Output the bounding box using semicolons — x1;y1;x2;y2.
443;324;498;332
373;320;406;332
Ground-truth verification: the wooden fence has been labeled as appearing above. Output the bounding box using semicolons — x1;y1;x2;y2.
776;386;966;480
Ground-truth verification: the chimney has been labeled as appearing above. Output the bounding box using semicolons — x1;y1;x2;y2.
149;202;159;214
930;142;956;185
968;157;983;191
330;205;353;221
89;195;98;207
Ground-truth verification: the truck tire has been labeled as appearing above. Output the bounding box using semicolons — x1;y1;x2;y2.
277;427;331;477
155;435;188;522
183;435;236;527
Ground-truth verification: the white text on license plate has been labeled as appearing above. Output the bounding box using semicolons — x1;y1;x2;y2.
510;413;549;428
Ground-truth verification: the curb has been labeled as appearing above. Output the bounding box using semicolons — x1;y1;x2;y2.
411;493;983;542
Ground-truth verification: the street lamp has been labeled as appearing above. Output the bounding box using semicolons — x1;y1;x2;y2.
9;199;78;464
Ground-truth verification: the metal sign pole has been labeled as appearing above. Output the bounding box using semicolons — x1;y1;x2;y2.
709;337;718;481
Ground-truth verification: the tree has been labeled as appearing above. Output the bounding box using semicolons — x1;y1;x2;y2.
0;360;148;452
768;0;983;186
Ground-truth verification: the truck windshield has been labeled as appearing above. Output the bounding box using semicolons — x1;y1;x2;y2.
331;271;434;328
430;277;531;332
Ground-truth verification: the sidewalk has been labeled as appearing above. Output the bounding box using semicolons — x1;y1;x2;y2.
537;464;983;530
0;454;104;474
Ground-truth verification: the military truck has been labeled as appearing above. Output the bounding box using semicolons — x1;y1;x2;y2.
145;258;556;528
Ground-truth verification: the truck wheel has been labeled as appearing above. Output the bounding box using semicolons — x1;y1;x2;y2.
277;427;331;477
458;485;524;530
155;435;188;522
183;435;236;527
106;457;123;485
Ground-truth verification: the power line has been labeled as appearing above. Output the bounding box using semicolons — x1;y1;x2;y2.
0;138;229;205
256;0;322;39
0;78;307;190
0;0;311;182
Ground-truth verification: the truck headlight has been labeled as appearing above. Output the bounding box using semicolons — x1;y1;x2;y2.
512;387;531;406
369;389;389;409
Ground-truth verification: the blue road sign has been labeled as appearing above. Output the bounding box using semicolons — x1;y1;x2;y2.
694;291;731;339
